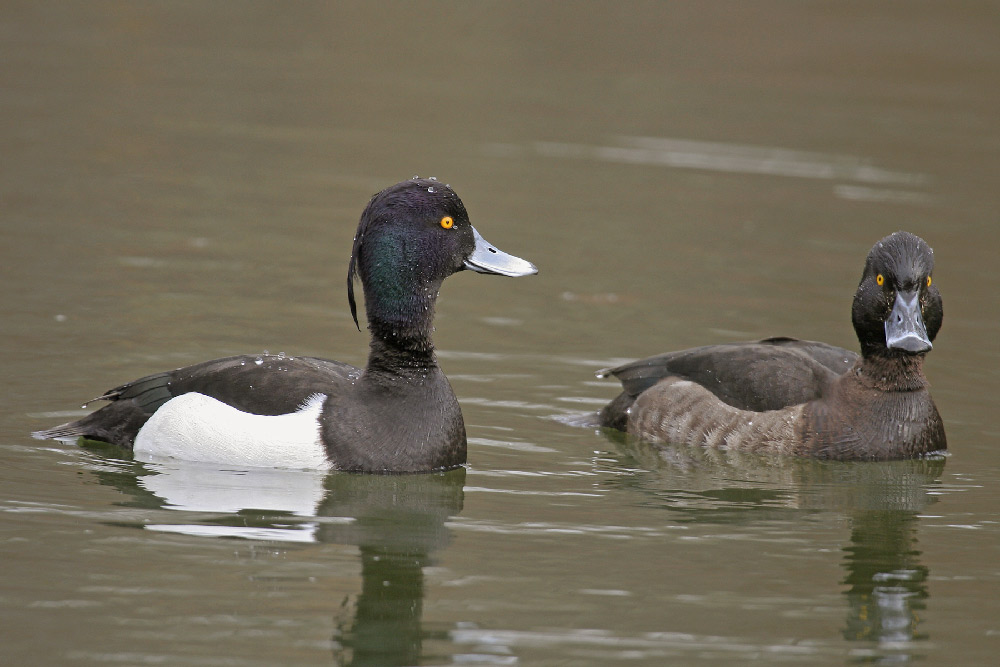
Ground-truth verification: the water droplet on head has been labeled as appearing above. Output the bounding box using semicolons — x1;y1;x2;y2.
254;357;263;365
429;176;437;181
427;187;435;193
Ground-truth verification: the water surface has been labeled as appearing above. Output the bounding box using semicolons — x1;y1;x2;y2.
3;2;999;665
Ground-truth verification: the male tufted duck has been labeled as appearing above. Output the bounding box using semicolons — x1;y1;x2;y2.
598;231;945;460
33;179;537;472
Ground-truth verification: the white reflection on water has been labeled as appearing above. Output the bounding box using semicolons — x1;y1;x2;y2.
467;437;558;453
135;459;329;541
489;135;929;187
450;626;838;662
138;459;328;515
147;522;320;542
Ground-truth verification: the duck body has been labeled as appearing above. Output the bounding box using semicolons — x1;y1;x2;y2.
599;231;946;461
33;179;537;473
600;337;857;429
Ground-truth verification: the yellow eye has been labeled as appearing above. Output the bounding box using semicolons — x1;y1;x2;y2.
876;274;884;286
926;276;932;287
440;216;454;229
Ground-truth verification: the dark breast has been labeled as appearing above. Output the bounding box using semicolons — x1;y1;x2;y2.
799;374;947;460
319;367;467;472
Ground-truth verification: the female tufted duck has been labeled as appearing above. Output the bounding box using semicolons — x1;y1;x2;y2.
33;179;537;473
598;231;945;461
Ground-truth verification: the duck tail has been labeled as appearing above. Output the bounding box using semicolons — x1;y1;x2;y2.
31;421;89;442
31;399;150;449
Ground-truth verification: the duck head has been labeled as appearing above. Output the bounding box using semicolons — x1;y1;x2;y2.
347;179;537;344
852;231;943;358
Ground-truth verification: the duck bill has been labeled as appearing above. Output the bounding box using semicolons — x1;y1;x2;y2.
463;226;538;277
885;288;932;353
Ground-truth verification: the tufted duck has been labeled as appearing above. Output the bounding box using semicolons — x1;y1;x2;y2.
33;179;537;472
598;231;945;460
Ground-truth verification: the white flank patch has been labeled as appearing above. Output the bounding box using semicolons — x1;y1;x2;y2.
134;393;330;470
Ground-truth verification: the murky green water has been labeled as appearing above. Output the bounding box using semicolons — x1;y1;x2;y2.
4;2;999;664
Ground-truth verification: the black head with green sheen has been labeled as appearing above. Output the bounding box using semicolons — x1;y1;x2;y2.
852;231;943;358
347;178;537;345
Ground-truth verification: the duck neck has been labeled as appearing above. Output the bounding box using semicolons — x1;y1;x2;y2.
362;282;441;379
854;351;928;392
365;335;438;380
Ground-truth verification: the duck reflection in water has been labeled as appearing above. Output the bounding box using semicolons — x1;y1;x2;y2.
841;509;929;649
604;436;943;659
84;444;465;667
316;471;465;666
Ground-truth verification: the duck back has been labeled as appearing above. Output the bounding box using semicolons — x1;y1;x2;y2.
601;337;857;429
37;354;358;449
